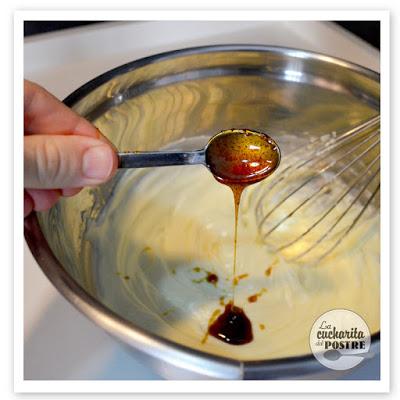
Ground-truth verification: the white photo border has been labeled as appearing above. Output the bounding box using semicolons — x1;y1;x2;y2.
15;9;390;393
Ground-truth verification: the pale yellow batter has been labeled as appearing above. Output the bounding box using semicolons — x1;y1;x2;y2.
84;151;380;361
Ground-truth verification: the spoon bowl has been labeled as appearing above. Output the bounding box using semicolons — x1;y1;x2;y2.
118;129;281;185
323;349;372;361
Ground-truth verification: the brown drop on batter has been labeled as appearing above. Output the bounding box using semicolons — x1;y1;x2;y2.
208;301;253;345
206;272;218;284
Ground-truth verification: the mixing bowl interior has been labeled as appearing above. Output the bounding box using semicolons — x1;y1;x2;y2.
35;47;380;363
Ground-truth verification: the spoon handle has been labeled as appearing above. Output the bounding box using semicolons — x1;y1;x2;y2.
341;351;374;359
118;149;205;169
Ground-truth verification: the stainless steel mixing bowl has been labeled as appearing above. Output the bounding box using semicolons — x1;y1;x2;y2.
25;45;380;380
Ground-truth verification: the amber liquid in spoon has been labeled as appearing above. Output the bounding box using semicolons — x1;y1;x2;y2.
204;129;280;345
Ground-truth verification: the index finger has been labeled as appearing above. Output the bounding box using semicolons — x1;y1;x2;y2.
24;80;100;139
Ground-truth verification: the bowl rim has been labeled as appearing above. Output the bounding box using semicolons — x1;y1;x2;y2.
63;43;379;107
25;44;380;379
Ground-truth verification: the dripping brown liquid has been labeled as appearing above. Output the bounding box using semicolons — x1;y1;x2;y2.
204;129;280;345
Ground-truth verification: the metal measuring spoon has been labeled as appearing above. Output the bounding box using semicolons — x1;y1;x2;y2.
118;129;281;184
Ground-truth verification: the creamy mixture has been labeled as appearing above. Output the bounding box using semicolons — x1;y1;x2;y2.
84;142;380;361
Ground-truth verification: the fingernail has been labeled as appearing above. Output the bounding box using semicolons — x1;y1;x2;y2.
83;145;114;180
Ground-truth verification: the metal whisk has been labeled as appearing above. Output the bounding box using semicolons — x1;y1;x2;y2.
254;115;380;265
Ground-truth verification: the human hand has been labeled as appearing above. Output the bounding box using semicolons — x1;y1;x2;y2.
24;80;118;217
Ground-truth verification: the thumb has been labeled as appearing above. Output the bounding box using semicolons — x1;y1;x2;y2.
24;134;118;189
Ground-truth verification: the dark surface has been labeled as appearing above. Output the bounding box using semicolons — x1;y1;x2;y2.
335;21;380;49
24;21;380;50
24;21;104;36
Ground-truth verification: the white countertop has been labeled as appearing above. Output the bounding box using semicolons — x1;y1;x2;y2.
24;20;380;380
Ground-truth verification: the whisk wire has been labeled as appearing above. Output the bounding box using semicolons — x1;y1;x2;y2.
261;136;380;239
271;115;380;181
303;182;380;264
255;118;380;222
291;166;380;262
259;130;380;232
256;115;380;265
276;154;380;252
